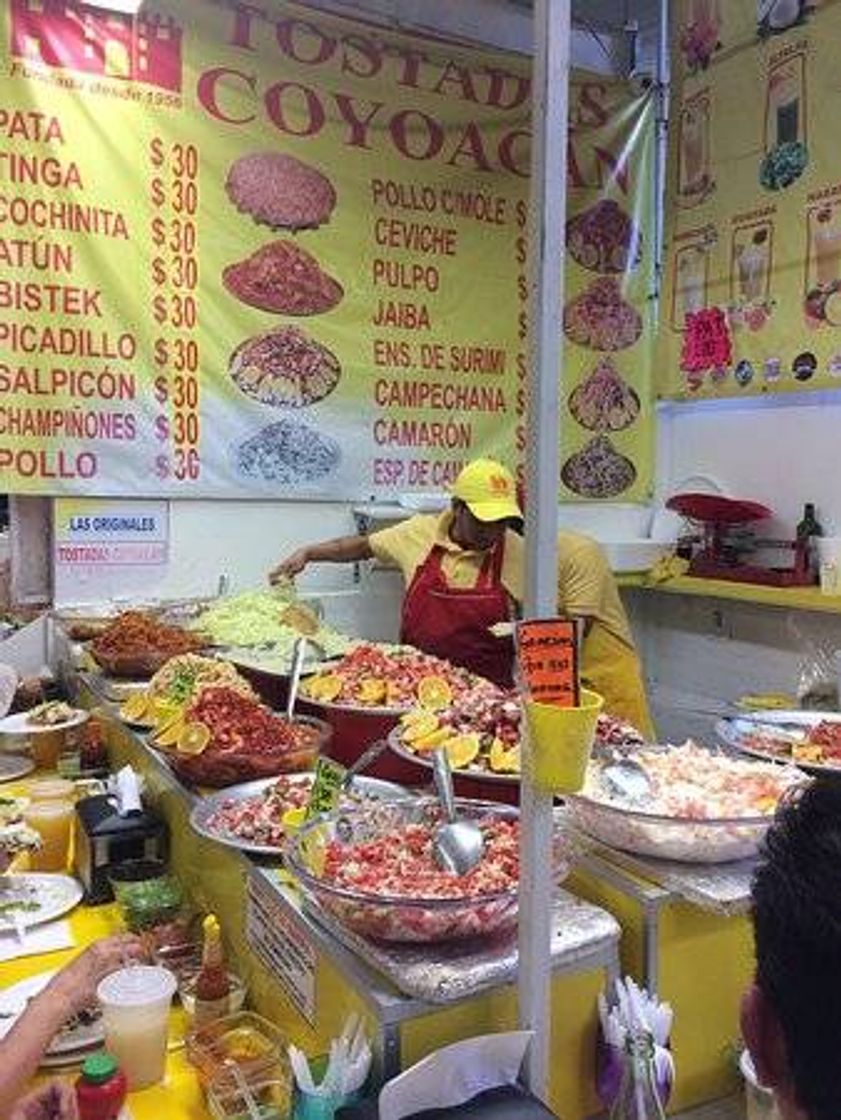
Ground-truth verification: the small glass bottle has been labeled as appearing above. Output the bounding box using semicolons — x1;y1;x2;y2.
608;1031;667;1120
796;502;823;581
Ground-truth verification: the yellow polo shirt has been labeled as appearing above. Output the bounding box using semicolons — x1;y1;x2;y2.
368;512;634;650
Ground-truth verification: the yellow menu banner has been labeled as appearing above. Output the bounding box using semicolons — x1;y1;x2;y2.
660;0;841;400
0;0;653;500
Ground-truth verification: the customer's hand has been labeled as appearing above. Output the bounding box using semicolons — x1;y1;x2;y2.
270;550;308;583
50;933;146;1014
9;1080;79;1120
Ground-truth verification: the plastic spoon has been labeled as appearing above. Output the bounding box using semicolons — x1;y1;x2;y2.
286;638;308;721
225;1059;261;1120
431;748;484;875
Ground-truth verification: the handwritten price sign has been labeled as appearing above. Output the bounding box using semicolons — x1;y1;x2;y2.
515;618;580;708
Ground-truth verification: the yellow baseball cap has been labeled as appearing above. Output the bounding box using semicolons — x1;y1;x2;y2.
451;459;522;523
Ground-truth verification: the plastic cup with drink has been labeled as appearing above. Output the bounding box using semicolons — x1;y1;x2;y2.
97;966;176;1090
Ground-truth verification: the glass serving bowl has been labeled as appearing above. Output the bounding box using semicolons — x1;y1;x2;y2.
179;971;248;1020
566;795;777;863
169;715;331;789
285;798;573;944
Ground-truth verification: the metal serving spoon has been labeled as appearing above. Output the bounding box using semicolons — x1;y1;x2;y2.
285;637;308;721
431;748;484;875
341;739;390;791
599;754;652;804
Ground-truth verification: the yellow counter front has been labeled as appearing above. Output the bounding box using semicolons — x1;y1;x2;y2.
67;672;621;1120
570;846;753;1113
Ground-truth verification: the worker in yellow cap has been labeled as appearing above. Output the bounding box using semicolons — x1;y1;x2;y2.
270;458;652;734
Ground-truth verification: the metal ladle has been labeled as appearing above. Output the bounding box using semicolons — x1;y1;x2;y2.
431;748;484;875
599;754;652;804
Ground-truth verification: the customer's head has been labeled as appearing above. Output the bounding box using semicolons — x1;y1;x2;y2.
449;459;521;552
743;780;841;1120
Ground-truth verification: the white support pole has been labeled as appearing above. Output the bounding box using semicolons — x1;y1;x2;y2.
653;0;670;315
518;0;571;1097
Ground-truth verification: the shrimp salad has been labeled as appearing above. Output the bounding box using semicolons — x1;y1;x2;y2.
570;742;808;863
582;741;804;819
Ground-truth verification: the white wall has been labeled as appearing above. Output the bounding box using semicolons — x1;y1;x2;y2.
161;500;358;598
657;390;841;535
634;392;841;741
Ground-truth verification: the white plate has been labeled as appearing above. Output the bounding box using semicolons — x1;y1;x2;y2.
716;709;841;774
0;710;89;736
0;755;35;783
0;873;84;932
0;971;104;1057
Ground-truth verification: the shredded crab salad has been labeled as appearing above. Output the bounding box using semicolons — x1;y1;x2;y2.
583;741;805;819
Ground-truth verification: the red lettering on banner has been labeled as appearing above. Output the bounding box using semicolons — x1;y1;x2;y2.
275;19;336;66
389;110;444;161
372;299;431;329
446;122;492;172
197;67;256;122
433;61;478;103
333;93;384;148
0;109;64;143
341;35;382;80
265;81;326;136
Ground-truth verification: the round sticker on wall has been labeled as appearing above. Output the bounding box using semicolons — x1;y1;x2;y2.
734;359;754;387
764;357;782;382
792;352;817;381
828;354;841;378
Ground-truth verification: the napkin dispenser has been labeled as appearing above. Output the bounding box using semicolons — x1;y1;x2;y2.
74;795;167;904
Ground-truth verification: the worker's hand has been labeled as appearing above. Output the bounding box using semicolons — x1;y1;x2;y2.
49;933;146;1014
9;1080;79;1120
270;549;309;584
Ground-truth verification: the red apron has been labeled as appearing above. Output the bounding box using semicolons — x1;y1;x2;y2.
400;544;515;688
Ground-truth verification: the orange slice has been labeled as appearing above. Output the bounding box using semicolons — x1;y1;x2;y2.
120;693;150;723
412;726;455;752
151;699;183;730
385;682;403;707
489;738;521;774
306;673;343;702
152;717;187;749
177;722;211;755
417;676;453;711
445;732;481;770
402;713;441;744
357;677;387;705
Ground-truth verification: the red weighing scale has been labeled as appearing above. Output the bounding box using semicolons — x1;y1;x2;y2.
666;493;814;587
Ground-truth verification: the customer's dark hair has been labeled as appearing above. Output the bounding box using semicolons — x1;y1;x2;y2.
752;780;841;1120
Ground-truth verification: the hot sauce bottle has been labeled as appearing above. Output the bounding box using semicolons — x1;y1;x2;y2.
75;1052;128;1120
193;913;231;1027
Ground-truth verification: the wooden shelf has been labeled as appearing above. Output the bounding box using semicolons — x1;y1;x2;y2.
623;574;841;614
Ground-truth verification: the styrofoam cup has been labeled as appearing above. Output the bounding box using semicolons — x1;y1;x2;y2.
97;966;176;1089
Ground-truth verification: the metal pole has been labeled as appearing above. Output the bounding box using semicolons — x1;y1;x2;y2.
653;0;670;315
518;0;571;1097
